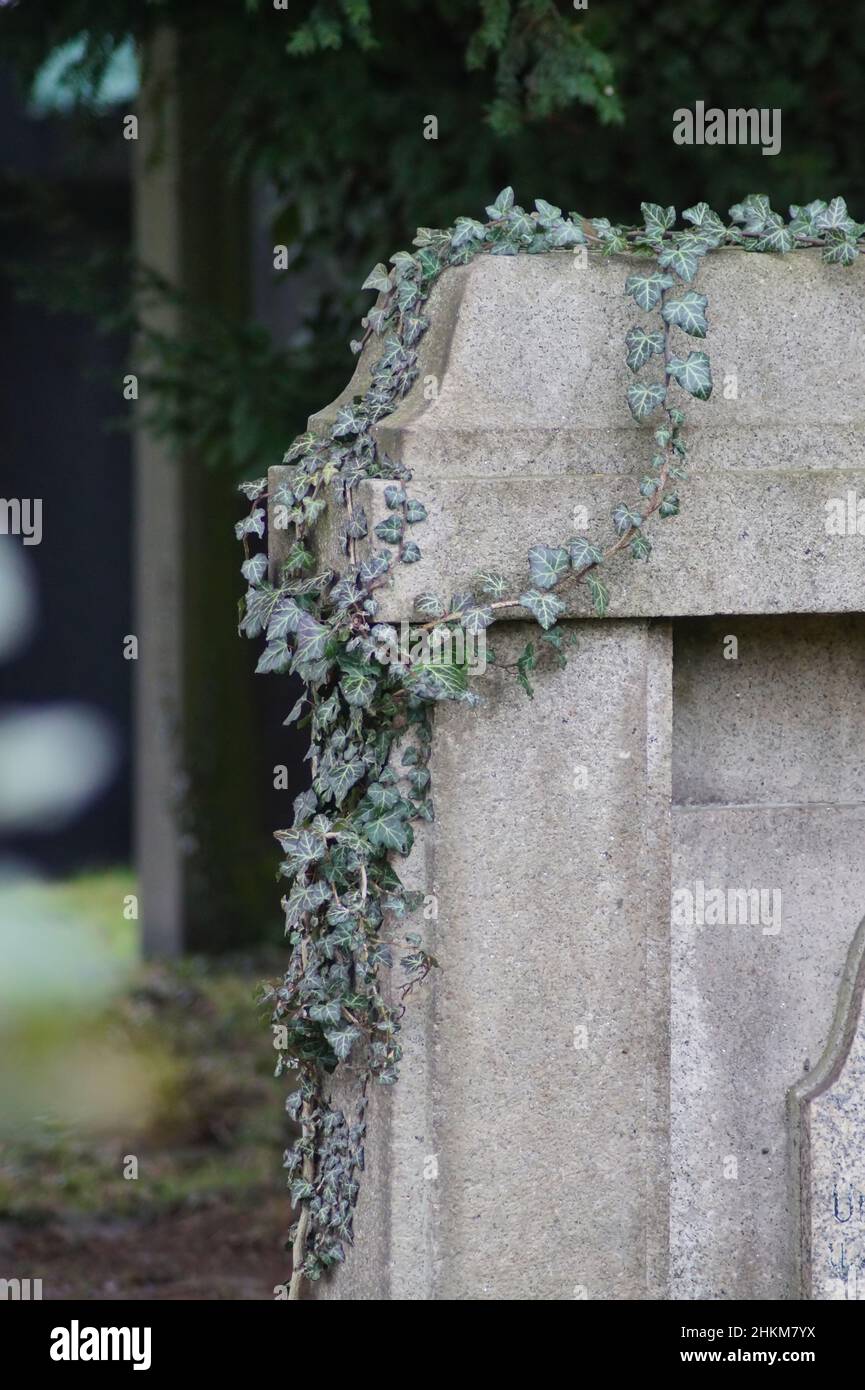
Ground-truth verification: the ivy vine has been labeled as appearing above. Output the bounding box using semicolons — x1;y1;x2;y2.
237;189;862;1295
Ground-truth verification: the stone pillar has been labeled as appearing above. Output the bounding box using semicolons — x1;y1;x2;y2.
269;249;865;1298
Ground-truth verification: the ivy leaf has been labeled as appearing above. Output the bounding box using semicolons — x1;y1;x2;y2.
460;604;493;633
267;595;304;640
666;351;712;401
586;573;609;617
374;515;404;544
624;325;665;372
405;500;428;524
612;504;643;536
823;233;859;266
657;240;702;283
567;537;603;571
624;271;674;311
485;186;515;219
659;492;680;518
293;611;332;665
414;592;447;618
241;553;268;585
333;404;367;438
327;757;366;805
400;542;421;563
519;589;566;630
358;553;390;588
469;571;504;600
661;291;708;337
406;660;469;702
528;544;570;590
325;1026;361;1062
362;263;391;293
309;1000;343;1026
516;641;536;698
626;381;666;421
284;878;330;926
256;638;292;674
755;216;794;253
641;202;676;234
339;663;379;709
817;196;857;233
363;807;412;853
275;827;325;867
630;533;653;560
384;484;406;509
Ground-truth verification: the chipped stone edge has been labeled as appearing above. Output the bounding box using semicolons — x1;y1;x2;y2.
787;914;865;1299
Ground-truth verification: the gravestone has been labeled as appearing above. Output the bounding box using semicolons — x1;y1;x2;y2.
269;248;865;1298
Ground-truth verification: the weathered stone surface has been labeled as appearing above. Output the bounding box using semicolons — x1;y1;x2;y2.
791;918;865;1300
321;620;672;1299
273;250;865;622
671;616;865;1300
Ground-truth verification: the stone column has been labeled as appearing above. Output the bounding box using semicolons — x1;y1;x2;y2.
270;248;865;1298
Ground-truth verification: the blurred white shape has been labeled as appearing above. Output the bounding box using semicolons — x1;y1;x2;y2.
0;705;117;831
0;538;37;659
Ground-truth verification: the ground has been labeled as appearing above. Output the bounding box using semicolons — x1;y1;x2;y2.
0;872;294;1300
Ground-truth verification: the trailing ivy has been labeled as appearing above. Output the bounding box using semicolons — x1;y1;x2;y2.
238;189;863;1294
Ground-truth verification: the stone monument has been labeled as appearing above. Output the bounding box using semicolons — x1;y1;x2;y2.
269;248;865;1299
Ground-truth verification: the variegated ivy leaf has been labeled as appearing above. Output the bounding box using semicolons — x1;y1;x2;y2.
234;508;265;540
267;596;304;641
624;271;674;311
405;500;427;524
284;878;330;926
823;233;859;266
460;604;493;634
755;215;794;254
639;474;661;498
343;507;369;540
626;381;667;421
666;351;712;401
375;515;404;544
817;197;859;234
400;542;421;563
362;263;392;293
414;591;447;618
475;570;508;597
333;404;367;437
339;664;378;709
406;660;469;702
284;432;316;463
451;216;487;250
506;207;535;240
683;202;724;232
325;1026;361;1062
485;186;515;219
362;807;412;853
528;544;570;590
624;325;665;372
657;238;704;283
309;1000;343;1026
728;193;772;233
519;588;566;630
659;492;680;518
293;789;318;826
612;503;643;536
630;533;653;561
241;553;268;585
567;537;603;571
275;827;326;866
449;592;473;615
293;611;331;665
661;291;708;337
534;197;562;225
641;202;676;234
384;484;406;509
586;572;609;617
358;553;390;588
237;476;267;500
256;638;292;675
283;697;306;726
327;757;366;805
547;220;585;247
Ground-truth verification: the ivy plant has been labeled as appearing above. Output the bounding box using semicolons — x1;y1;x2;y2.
237;189;862;1296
